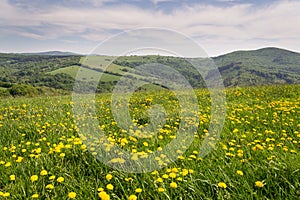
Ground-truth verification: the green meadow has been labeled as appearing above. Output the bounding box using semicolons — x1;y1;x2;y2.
0;84;299;199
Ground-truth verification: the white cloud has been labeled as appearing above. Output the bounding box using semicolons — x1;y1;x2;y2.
1;0;300;55
151;0;176;5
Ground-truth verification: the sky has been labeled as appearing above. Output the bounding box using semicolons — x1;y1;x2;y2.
0;0;300;56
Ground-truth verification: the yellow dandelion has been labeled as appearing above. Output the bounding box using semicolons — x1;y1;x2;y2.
31;193;39;198
57;176;64;183
156;177;163;183
10;175;16;181
218;182;227;189
169;172;176;178
157;187;165;192
30;175;38;182
3;192;10;197
106;174;113;181
236;170;244;176
98;191;110;200
128;194;137;200
68;192;76;199
4;162;11;167
255;181;264;188
135;188;142;193
106;184;114;190
170;182;178;189
45;184;54;189
162;174;169;179
40;170;48;176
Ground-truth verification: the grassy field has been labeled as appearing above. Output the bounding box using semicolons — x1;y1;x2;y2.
49;65;121;82
0;84;299;199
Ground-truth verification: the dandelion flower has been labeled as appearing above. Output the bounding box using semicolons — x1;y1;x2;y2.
255;181;264;188
106;174;113;181
236;170;244;176
30;175;38;182
135;188;142;193
106;184;114;190
31;193;39;198
128;194;137;200
40;170;48;176
10;175;15;181
98;191;110;200
169;172;176;178
218;182;227;189
162;174;169;179
46;184;54;189
3;192;10;197
157;187;165;192
170;182;178;189
4;162;11;167
57;176;64;183
68;192;76;199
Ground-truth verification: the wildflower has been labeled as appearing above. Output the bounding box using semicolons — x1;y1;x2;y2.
106;184;114;190
181;169;189;176
157;187;165;192
255;181;264;188
135;188;142;193
170;182;178;188
31;193;39;198
49;175;56;180
3;192;10;197
40;170;48;176
68;192;76;199
151;170;158;175
171;168;179;173
30;175;38;182
162;174;169;179
16;156;23;162
10;175;16;181
125;177;132;182
218;182;227;189
169;172;176;178
4;162;11;167
57;176;64;183
236;170;244;176
177;177;183;181
46;184;54;189
128;195;137;200
156;177;163;183
106;174;113;181
98;191;110;200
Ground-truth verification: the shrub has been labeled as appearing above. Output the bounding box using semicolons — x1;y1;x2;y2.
9;84;38;97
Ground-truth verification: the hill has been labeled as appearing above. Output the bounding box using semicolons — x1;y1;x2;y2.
0;47;299;96
213;47;300;86
21;51;80;56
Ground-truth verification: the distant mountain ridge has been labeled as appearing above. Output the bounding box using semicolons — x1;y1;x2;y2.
21;51;80;56
212;47;300;86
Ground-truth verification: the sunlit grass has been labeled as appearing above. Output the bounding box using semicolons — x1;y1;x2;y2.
0;84;299;199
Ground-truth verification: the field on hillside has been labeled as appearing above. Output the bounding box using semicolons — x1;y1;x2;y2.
0;85;299;199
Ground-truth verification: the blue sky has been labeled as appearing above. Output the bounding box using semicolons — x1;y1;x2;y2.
0;0;299;56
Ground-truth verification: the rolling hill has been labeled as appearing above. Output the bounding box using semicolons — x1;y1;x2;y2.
213;47;300;86
0;47;299;96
